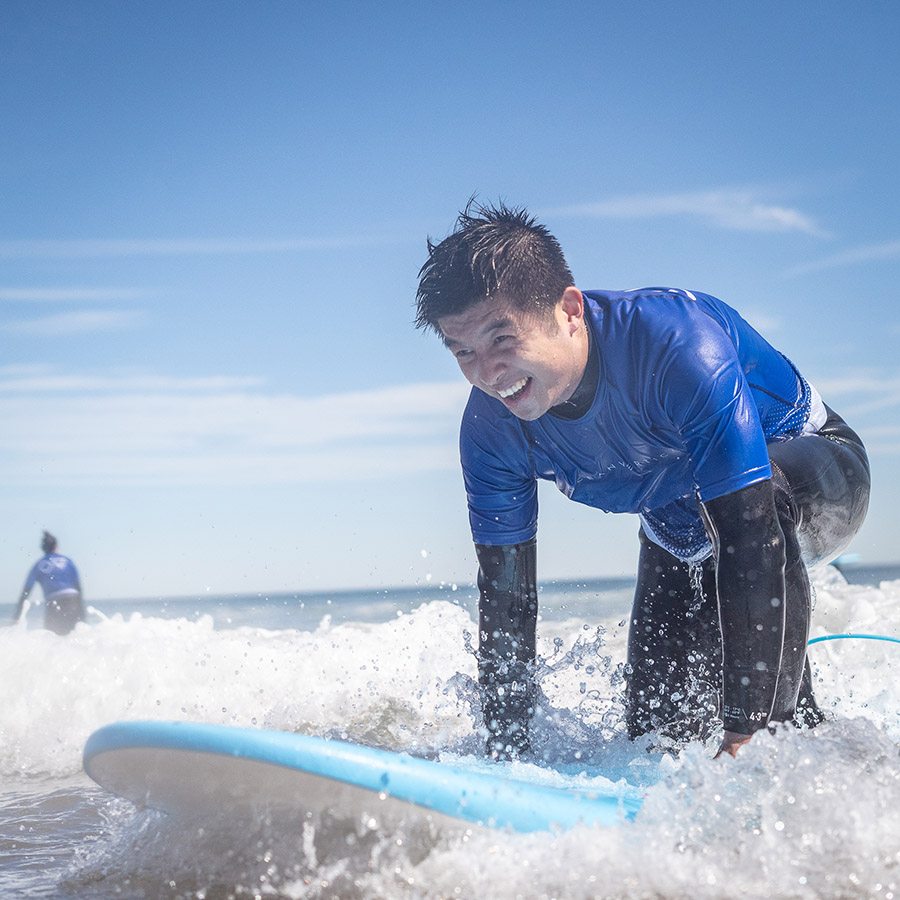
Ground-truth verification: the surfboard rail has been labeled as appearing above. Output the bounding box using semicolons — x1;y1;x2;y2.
84;720;642;833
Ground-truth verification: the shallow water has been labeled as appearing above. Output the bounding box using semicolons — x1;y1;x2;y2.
0;569;897;898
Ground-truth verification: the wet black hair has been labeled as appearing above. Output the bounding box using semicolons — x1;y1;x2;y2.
41;531;57;554
415;199;574;335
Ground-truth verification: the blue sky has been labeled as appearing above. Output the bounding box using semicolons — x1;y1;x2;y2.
2;1;899;600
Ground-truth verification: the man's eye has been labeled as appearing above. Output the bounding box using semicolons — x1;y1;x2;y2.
494;334;512;345
455;349;473;359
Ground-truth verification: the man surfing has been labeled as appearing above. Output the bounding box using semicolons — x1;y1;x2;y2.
12;531;86;635
415;201;870;759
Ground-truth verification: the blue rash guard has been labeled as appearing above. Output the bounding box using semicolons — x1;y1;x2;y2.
460;288;817;562
22;553;82;599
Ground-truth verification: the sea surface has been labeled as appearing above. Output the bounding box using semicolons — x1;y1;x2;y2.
1;565;898;899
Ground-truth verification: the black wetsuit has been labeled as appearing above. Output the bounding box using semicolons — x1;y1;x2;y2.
626;407;869;741
474;352;870;755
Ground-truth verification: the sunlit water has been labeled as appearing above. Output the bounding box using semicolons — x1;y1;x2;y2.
0;568;897;898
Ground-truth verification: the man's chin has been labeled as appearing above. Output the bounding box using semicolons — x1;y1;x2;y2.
506;403;544;422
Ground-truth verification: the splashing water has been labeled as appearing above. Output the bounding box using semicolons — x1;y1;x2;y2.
0;569;897;898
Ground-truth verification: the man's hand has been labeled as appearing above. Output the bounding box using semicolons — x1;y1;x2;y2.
715;729;754;758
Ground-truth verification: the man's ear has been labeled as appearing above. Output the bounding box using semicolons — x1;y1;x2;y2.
560;286;584;330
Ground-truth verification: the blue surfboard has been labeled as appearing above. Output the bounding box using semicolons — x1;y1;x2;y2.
83;721;643;833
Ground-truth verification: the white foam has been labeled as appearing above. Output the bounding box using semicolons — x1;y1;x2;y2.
3;574;898;898
0;601;480;777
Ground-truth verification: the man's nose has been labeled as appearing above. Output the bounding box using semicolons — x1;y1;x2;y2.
475;354;504;388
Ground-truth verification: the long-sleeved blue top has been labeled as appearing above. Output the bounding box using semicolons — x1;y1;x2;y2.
22;553;82;599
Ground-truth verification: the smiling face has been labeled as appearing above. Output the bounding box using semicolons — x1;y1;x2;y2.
437;287;590;421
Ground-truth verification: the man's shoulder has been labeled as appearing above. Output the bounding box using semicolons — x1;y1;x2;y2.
584;286;720;315
585;287;730;346
44;553;75;568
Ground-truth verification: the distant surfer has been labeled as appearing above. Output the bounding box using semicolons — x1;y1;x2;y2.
11;531;86;635
415;201;870;759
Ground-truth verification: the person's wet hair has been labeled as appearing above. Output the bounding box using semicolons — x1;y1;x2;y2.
415;199;574;335
41;531;57;554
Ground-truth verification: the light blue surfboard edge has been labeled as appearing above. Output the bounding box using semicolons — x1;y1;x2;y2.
83;720;642;833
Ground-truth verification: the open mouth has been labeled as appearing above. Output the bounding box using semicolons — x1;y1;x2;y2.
497;377;530;401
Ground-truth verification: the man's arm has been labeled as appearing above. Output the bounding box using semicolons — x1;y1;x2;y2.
13;570;34;624
474;539;538;759
702;479;787;756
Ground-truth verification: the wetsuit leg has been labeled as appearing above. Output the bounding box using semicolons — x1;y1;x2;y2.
766;479;820;725
767;407;870;725
628;407;869;738
625;530;721;741
45;592;85;635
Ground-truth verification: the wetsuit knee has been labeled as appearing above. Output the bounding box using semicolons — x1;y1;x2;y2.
767;407;870;567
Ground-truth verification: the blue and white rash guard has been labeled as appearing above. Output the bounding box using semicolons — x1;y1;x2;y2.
460;288;824;562
22;553;82;599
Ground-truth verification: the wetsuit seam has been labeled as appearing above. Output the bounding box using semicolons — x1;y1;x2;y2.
769;459;801;528
747;382;791;405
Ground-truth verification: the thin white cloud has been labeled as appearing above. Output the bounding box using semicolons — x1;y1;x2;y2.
3;309;145;335
812;371;900;418
0;374;470;486
785;238;900;276
858;425;900;437
838;424;900;457
0;373;265;393
2;360;898;484
0;235;403;259
547;189;828;236
812;373;899;396
0;287;145;302
0;445;461;487
0;364;53;378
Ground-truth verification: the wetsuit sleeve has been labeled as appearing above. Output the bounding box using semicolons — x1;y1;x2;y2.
460;391;539;755
702;480;786;734
475;539;538;758
22;563;37;595
657;314;772;501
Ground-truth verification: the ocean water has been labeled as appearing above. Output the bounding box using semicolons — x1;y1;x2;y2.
0;566;898;899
